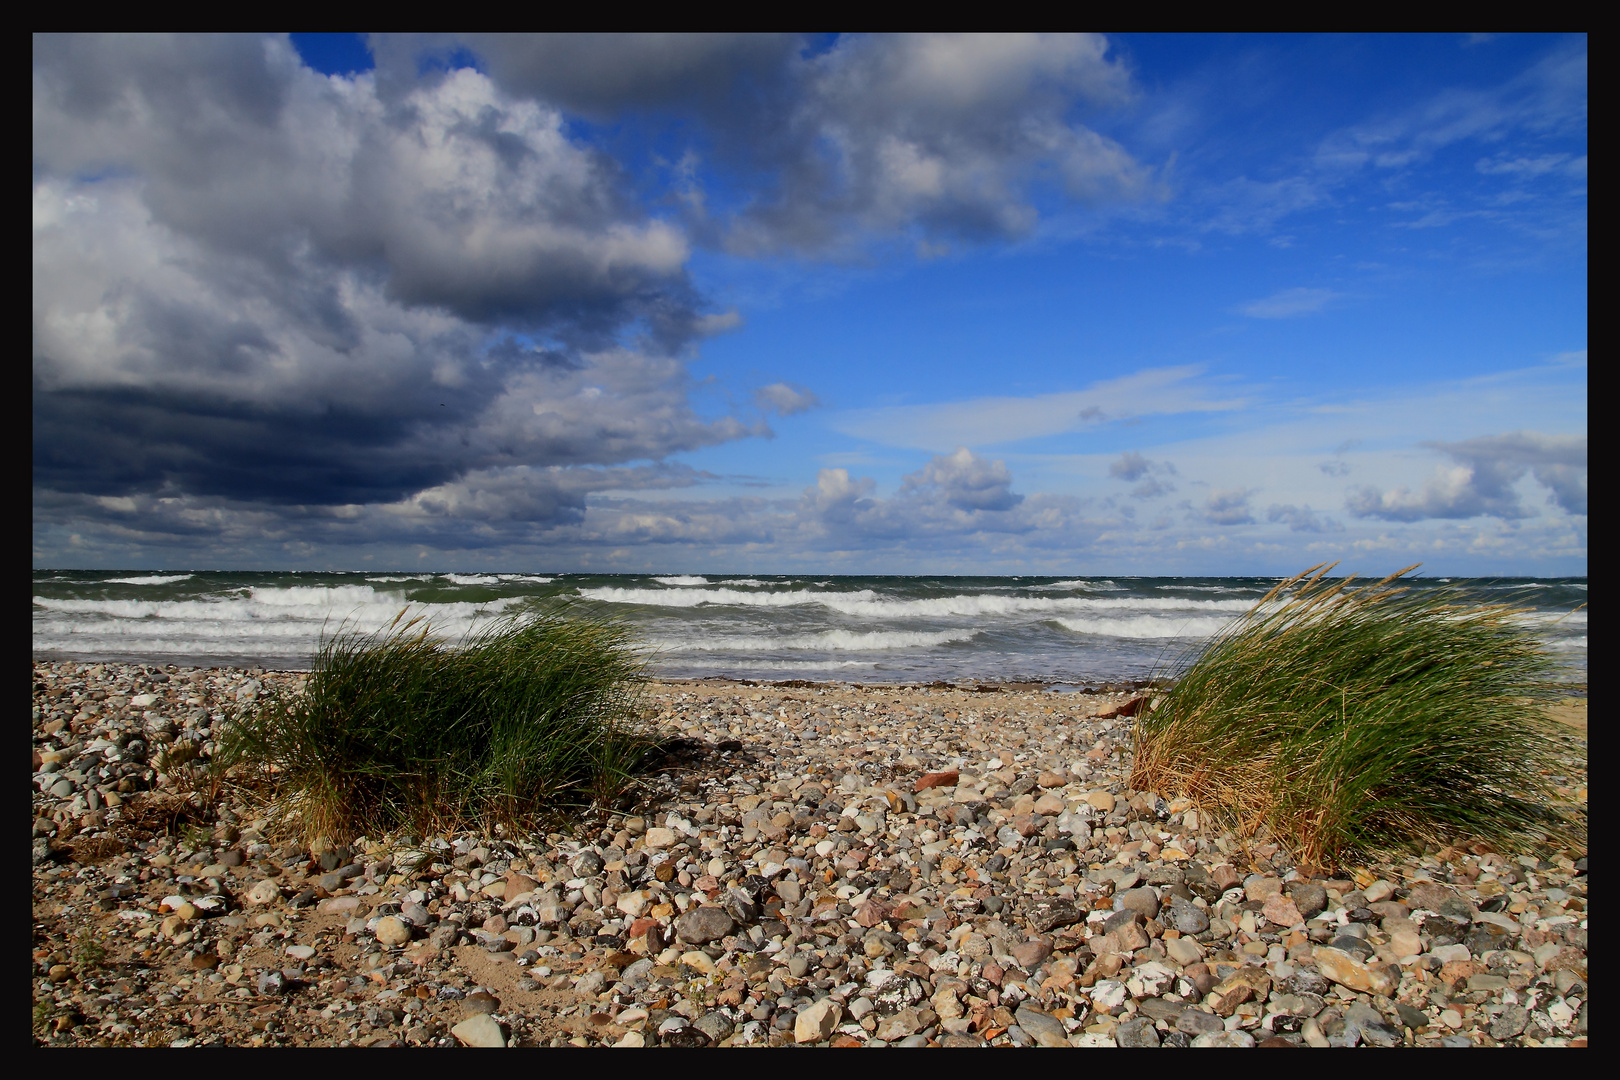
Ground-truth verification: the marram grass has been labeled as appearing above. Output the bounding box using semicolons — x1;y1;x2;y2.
1130;563;1580;869
216;608;653;842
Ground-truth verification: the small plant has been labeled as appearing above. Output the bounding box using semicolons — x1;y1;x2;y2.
70;930;108;971
217;607;653;842
1131;563;1579;869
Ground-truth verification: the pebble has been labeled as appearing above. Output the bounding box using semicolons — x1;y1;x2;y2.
30;663;1589;1049
451;1014;506;1048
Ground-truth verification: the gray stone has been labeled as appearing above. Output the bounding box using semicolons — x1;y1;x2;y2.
694;1011;735;1042
1167;895;1209;935
1175;1009;1224;1035
1489;1005;1529;1041
675;906;735;945
1343;1001;1400;1047
1191;1029;1256;1047
1014;1004;1068;1048
1287;882;1327;919
1115;1017;1160;1048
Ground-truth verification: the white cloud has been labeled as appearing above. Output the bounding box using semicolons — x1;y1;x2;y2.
834;365;1244;450
1347;431;1587;521
753;382;820;416
1201;489;1255;525
1238;287;1342;319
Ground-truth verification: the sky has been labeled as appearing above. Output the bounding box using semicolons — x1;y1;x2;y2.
32;33;1587;575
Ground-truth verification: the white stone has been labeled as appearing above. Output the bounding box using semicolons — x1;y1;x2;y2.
644;828;677;850
450;1013;506;1047
794;998;842;1043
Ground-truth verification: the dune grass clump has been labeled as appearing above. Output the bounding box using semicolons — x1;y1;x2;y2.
217;609;652;842
1130;563;1577;869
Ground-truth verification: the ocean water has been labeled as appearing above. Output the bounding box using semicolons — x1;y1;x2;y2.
31;571;1587;686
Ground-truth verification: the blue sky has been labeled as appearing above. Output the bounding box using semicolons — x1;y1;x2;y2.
33;33;1586;574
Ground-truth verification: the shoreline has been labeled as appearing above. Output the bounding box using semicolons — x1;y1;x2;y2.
35;660;1587;1047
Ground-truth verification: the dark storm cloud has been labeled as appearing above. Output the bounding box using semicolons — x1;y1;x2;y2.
33;34;746;517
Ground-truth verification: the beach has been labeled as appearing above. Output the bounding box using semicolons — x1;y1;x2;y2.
34;661;1587;1048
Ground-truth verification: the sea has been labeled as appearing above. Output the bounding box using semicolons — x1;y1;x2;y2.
31;572;1587;687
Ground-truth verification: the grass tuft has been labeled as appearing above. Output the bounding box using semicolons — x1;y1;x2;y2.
1130;563;1581;869
216;607;653;842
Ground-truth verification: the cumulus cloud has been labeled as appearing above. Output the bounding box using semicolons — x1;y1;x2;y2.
800;449;1061;546
1238;287;1342;319
1109;451;1177;497
754;382;820;416
1347;431;1586;521
1201;489;1255;525
901;447;1023;511
1266;503;1343;533
32;35;759;526
434;33;1155;254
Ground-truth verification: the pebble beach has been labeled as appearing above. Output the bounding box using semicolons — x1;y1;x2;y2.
33;661;1588;1048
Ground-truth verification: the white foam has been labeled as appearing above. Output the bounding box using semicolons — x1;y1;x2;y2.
1054;614;1236;639
498;574;554;583
656;628;980;653
442;574;501;585
32;584;526;664
578;585;1257;620
653;575;710;586
102;574;194;586
366;575;428;582
658;658;875;672
716;578;773;587
1029;579;1123;591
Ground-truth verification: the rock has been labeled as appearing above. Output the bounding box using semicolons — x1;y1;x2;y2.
1262;892;1304;928
450;1013;506;1047
875;1008;922;1041
675;906;735;944
461;992;499;1016
915;770;959;792
1313;945;1398;996
1191;1029;1256;1047
1362;879;1396;904
1489;1005;1529;1040
644;828;677;849
1208;967;1270;1016
1011;937;1052;970
694;1011;734;1042
1244;874;1284;902
375;916;412;947
794;998;841;1043
1032;792;1066;816
1164;936;1203;965
503;873;538;902
1115;1017;1160;1048
245;879;280;906
1343;1001;1400;1047
1407;881;1473;916
1176;1009;1224;1035
1014;1004;1069;1048
1167;895;1209;934
1116;887;1161;920
1085;790;1115;813
1286;881;1327;918
1036;770;1068;788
